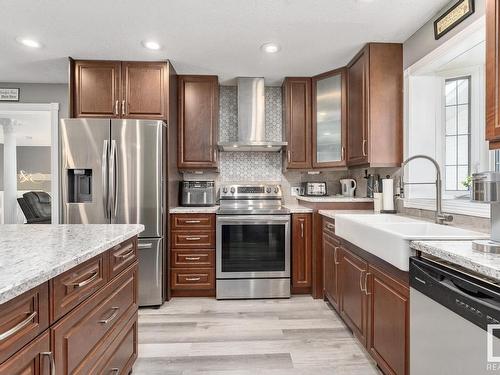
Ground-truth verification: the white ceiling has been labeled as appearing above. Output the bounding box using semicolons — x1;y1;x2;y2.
0;0;450;85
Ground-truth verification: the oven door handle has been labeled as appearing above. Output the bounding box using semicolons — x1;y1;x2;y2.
217;215;291;224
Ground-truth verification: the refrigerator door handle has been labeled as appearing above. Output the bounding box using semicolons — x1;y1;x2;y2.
101;140;109;219
109;140;118;218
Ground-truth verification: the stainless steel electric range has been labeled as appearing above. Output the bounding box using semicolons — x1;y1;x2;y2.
216;184;291;299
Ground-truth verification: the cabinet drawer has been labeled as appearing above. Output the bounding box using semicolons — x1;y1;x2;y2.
322;218;336;237
77;313;137;375
171;214;215;230
109;238;137;279
52;263;137;375
51;254;108;322
0;330;51;375
0;283;49;364
171;269;214;290
171;249;215;268
171;231;215;248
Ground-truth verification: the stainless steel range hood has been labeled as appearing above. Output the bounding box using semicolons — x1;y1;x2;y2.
218;77;287;152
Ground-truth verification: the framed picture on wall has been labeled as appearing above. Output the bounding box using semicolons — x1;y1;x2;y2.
434;0;475;40
0;88;20;101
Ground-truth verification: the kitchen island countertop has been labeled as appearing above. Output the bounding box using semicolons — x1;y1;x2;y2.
0;224;144;304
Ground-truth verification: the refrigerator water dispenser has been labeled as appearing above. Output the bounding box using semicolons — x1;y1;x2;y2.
67;169;92;203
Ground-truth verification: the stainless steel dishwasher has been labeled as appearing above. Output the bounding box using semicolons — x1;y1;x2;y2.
410;256;500;375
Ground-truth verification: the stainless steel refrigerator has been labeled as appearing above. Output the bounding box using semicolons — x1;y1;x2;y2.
60;119;166;306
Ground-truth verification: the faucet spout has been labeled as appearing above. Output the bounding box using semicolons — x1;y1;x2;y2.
400;155;453;225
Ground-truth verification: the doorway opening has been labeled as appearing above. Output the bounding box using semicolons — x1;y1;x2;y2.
0;103;59;224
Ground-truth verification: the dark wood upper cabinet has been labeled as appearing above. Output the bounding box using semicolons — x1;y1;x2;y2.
70;59;169;121
283;77;312;169
291;213;312;293
486;0;500;148
347;43;403;167
177;75;219;169
122;62;167;119
339;246;368;346
73;60;122;118
367;264;409;375
312;68;347;168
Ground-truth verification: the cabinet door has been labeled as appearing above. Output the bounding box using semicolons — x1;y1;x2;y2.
283;78;312;169
486;0;500;147
0;331;51;375
178;75;219;169
323;233;340;310
312;68;347;168
291;214;312;293
339;246;368;346
73;61;121;118
122;62;167;120
347;48;369;165
367;265;409;375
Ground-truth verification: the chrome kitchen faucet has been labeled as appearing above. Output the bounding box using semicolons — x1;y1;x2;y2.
398;155;454;225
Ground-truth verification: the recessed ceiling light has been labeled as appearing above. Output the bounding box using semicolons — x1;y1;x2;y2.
142;40;161;50
16;37;42;48
261;42;281;54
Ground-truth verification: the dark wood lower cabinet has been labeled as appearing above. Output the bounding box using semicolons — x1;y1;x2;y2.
291;214;312;294
323;233;340;310
322;216;408;375
339;247;368;346
367;265;409;375
0;331;51;375
0;237;139;375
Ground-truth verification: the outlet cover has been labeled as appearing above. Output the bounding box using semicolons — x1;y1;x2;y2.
291;187;301;196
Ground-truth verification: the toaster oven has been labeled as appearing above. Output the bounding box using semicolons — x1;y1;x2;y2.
180;181;216;206
300;182;327;196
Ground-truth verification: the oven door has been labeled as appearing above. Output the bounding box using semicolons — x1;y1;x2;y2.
216;215;291;279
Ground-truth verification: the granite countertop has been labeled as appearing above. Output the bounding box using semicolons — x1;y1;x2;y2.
170;206;220;213
411;240;500;281
283;205;314;213
319;210;376;220
0;224;144;305
296;196;374;203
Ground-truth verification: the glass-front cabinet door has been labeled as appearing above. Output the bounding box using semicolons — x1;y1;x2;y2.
312;68;347;168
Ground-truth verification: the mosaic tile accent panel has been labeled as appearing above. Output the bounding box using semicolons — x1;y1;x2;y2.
265;87;283;141
219;86;238;142
220;152;282;182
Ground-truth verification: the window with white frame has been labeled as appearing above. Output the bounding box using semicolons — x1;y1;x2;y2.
444;77;471;192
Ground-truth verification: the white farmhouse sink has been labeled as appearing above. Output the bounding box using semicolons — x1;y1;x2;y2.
334;214;489;271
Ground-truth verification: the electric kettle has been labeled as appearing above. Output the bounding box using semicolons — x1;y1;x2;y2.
340;179;357;197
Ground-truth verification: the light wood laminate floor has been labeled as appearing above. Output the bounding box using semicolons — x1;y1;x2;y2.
134;296;381;375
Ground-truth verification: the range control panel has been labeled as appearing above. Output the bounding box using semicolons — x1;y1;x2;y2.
220;184;282;199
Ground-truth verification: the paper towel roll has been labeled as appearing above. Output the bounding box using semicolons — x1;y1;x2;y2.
382;179;394;211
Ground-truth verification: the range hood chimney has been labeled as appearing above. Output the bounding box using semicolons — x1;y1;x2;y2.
218;77;287;152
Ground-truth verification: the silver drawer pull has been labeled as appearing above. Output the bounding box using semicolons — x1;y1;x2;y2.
0;311;37;341
185;277;201;281
99;307;120;324
138;243;153;249
109;368;120;375
185;237;201;241
185;257;201;261
185;220;201;224
116;248;135;259
41;351;56;375
65;271;99;288
326;224;335;230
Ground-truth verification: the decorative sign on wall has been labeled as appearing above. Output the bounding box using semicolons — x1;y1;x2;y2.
0;88;20;101
434;0;475;40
